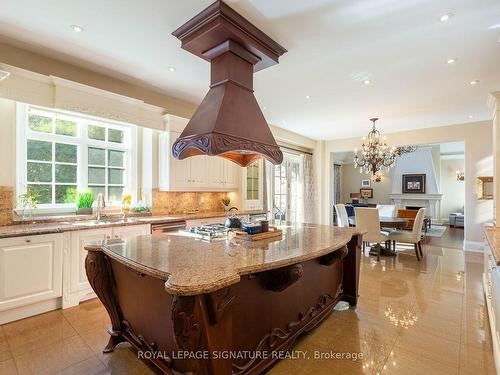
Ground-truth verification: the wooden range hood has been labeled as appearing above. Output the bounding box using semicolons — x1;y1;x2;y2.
171;1;287;167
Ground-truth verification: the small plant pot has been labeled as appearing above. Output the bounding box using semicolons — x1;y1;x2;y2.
77;208;93;215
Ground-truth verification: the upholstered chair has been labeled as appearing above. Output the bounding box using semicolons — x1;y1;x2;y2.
335;204;350;227
376;204;396;218
354;208;389;261
388;208;426;261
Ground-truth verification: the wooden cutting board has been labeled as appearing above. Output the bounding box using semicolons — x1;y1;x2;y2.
235;227;282;241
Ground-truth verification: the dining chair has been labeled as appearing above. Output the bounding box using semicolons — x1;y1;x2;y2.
335;204;349;227
354;208;389;261
388;208;426;261
376;204;396;218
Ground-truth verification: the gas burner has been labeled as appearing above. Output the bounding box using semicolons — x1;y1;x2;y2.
186;223;231;240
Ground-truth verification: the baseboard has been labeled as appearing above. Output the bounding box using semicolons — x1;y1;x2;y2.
463;240;484;251
0;298;61;325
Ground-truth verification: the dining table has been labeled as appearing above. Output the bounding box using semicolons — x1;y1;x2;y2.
348;216;409;256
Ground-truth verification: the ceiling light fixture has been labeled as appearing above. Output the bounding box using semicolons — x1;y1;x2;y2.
470;79;479;85
447;58;457;64
363;79;371;85
305;95;311;99
0;70;11;81
440;13;452;22
168;66;176;72
353;118;417;178
469;114;473;119
70;25;83;32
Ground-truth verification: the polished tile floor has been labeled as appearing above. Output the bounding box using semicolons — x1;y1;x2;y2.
0;234;495;374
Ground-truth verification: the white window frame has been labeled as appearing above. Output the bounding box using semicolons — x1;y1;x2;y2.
16;103;137;213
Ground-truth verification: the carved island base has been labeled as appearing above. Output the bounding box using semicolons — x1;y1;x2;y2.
85;234;361;375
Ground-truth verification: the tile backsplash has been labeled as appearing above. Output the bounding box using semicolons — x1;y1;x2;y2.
0;186;14;225
152;190;231;213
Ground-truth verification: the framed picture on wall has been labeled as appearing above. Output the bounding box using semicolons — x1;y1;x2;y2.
402;174;426;194
359;188;373;199
361;179;371;187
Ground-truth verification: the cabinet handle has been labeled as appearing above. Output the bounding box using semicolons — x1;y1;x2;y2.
25;239;31;243
114;235;119;239
106;235;111;239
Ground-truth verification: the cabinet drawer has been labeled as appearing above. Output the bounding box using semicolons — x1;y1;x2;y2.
0;233;63;311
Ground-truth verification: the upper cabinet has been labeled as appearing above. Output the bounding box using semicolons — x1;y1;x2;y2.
158;116;240;192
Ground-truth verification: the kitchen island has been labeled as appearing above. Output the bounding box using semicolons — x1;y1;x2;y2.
84;223;363;375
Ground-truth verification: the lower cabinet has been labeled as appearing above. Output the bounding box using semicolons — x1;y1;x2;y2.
64;224;150;308
0;233;63;324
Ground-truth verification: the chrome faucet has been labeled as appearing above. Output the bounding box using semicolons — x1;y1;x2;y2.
96;193;105;221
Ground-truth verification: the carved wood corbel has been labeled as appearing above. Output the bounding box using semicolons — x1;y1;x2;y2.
263;264;304;292
85;248;125;352
205;287;235;325
319;246;349;266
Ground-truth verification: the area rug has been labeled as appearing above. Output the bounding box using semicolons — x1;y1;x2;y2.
424;225;447;237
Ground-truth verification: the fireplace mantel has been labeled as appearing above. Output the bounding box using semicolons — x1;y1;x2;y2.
389;193;443;223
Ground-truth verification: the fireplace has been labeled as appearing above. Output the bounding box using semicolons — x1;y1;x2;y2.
406;206;424;210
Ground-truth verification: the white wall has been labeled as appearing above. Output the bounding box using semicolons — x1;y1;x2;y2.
322;121;493;248
339;163;392;204
0;98;15;187
440;158;465;222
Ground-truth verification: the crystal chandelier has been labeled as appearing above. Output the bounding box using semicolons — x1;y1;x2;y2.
353;118;416;179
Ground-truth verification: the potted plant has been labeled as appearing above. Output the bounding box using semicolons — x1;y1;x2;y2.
76;190;95;215
18;187;39;219
122;194;132;214
221;196;231;211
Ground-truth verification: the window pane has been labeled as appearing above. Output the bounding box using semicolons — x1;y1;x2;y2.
55;143;77;163
27;184;52;204
108;168;123;185
55;185;77;204
88;185;105;198
27;140;52;161
88;125;105;141
108;129;123;143
28;114;52;133
88;147;105;165
108;150;124;167
55;119;77;136
88;167;105;184
108;187;123;202
27;162;52;182
55;164;77;183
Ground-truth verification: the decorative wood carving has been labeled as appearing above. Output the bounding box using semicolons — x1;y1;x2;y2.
205;287;235;325
85;249;125;352
263;264;304;292
319;246;349;266
232;293;335;374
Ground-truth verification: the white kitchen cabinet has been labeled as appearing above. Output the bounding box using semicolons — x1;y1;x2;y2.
65;225;150;308
158;120;240;192
65;228;111;308
111;224;150;240
0;233;63;317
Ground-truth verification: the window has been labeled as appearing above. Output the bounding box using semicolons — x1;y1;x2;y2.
17;105;136;208
246;162;259;200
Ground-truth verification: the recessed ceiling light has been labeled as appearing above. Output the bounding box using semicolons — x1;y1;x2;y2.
305;95;311;99
363;79;371;85
70;25;83;33
470;79;480;85
168;66;176;72
0;70;10;81
263;106;267;110
440;13;452;22
468;115;473;119
447;58;457;64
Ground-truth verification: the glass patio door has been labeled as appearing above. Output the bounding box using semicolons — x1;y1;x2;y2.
273;153;303;222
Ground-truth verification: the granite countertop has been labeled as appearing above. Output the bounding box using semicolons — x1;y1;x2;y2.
484;225;500;265
0;210;268;239
85;224;362;296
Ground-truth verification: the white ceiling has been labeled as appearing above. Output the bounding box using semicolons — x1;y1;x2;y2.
0;0;499;140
